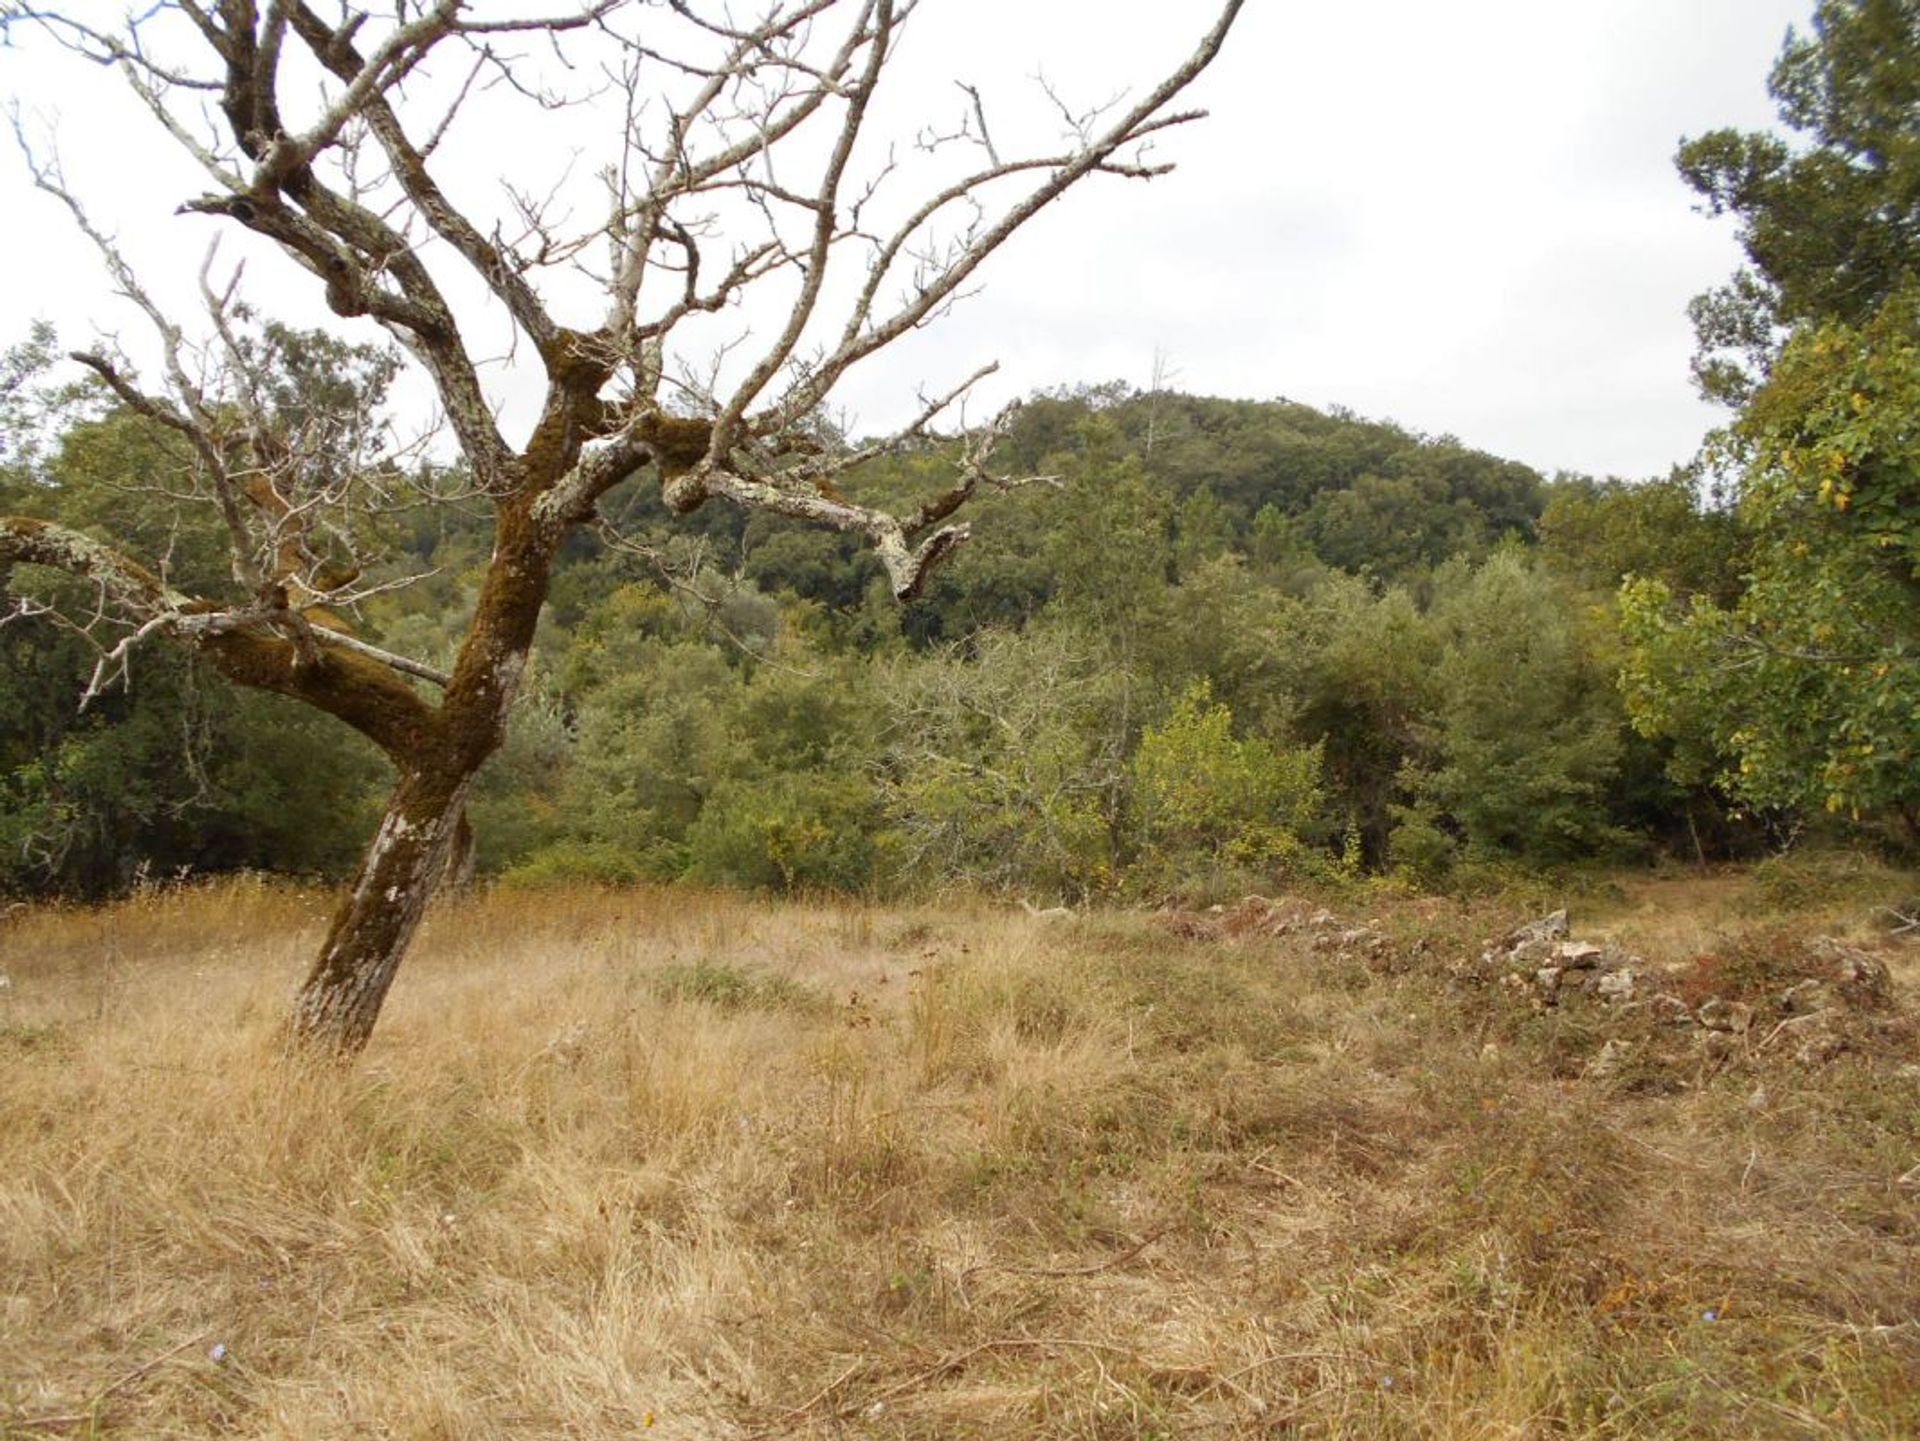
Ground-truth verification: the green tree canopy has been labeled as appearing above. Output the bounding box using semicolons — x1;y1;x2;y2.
1678;0;1920;402
1628;0;1920;846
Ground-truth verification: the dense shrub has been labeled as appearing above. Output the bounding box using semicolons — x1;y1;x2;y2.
686;773;882;894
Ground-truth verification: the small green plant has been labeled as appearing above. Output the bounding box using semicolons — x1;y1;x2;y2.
652;961;826;1015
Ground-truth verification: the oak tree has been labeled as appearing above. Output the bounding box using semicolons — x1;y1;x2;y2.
0;0;1241;1053
1628;0;1920;843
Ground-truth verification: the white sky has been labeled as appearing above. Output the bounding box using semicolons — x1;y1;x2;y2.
0;0;1810;481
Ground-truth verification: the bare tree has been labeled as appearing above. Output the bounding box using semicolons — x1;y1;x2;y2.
0;0;1242;1055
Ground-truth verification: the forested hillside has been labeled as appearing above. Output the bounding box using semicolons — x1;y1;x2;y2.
2;0;1914;911
0;370;1872;903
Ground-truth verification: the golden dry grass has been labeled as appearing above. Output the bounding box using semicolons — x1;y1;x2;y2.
1;873;1916;1438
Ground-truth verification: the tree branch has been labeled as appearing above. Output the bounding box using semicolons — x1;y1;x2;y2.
1;515;444;757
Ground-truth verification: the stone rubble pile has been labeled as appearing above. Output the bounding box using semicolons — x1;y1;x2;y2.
1143;896;1903;1076
1470;909;1649;1007
1472;909;1900;1072
1151;895;1325;943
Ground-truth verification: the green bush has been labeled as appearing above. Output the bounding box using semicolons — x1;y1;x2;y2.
1750;849;1879;912
1129;680;1322;887
498;840;649;889
1387;800;1457;882
878;623;1128;900
685;772;880;894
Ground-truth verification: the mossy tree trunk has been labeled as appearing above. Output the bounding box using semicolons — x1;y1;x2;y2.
289;493;559;1055
288;766;477;1052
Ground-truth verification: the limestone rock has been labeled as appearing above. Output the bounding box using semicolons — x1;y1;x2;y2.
1698;1030;1739;1063
1649;994;1695;1026
1780;978;1834;1014
1509;910;1570;948
1587;1037;1634;1081
1554;941;1605;969
1695;997;1754;1034
1808;938;1891;1008
1596;969;1638;1004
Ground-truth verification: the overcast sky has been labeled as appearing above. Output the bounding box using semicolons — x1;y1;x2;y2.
0;0;1811;481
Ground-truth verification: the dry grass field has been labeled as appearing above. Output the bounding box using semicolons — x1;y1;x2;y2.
2;867;1916;1438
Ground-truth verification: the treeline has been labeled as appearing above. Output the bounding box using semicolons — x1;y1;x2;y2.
1;378;1837;902
8;0;1915;904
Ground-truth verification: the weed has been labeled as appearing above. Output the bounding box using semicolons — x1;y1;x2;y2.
651;959;828;1014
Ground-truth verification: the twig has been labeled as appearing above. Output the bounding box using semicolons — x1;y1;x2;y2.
7;1330;211;1432
765;1357;869;1427
958;1225;1168;1281
1875;905;1918;936
1188;1348;1365;1403
877;1336;1137;1396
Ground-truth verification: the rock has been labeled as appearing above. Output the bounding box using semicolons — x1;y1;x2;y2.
1535;966;1563;995
1157;911;1221;942
1505;909;1570;949
543;1019;590;1064
1781;978;1833;1014
1587;1038;1634;1081
1776;1010;1846;1067
1483;912;1580;973
1795;1030;1845;1068
1224;897;1297;938
1696;997;1752;1033
1596;969;1638;1004
1554;940;1605;969
1602;943;1645;971
1507;937;1556;967
1698;1030;1738;1063
1308;909;1338;930
1649;994;1695;1027
1221;900;1294;939
1808;938;1891;1008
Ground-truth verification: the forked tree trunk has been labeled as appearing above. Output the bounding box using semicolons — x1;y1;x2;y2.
288;764;480;1054
8;0;1246;1064
289;489;556;1056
